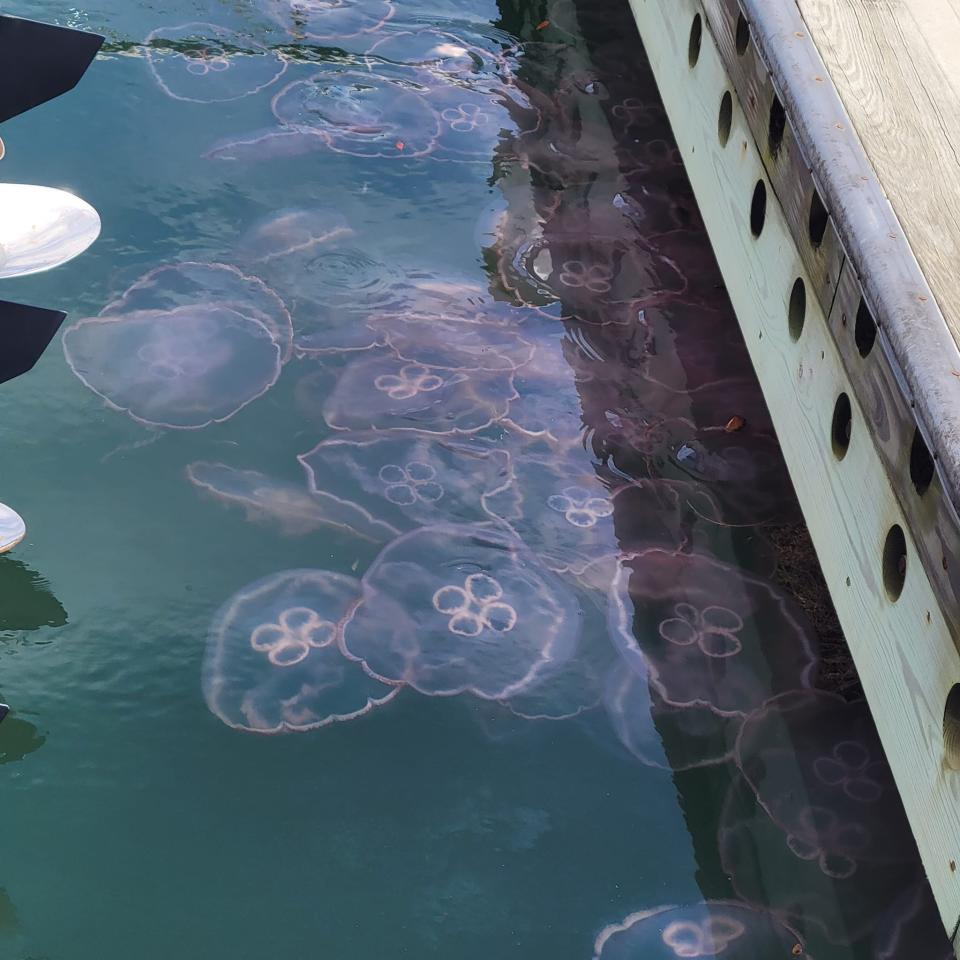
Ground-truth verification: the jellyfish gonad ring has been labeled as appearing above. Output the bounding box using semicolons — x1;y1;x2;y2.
0;183;101;280
0;502;25;553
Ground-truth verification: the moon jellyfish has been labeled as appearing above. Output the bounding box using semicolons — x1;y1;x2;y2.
204;569;398;734
593;902;806;960
236;208;354;267
872;882;954;960
101;262;294;362
735;690;917;864
608;548;819;716
271;67;439;158
365;28;512;89
427;82;530;163
603;663;744;772
299;432;510;531
719;775;921;947
324;349;517;435
341;523;581;698
186;461;399;542
63;305;281;429
260;0;395;41
0;506;25;555
145;23;288;103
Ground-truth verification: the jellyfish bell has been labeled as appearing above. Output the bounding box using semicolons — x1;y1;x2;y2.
145;23;288;103
341;522;581;699
323;348;517;435
204;569;399;734
235;208;354;269
186;461;400;543
259;0;395;42
271;66;439;159
872;881;954;960
593;901;807;960
298;432;510;531
608;548;819;717
0;184;100;280
63;304;282;430
735;689;917;864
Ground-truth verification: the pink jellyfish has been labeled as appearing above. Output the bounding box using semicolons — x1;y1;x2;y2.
608;548;819;716
341;523;581;698
593;902;807;960
298;432;510;532
204;569;399;733
259;0;395;42
145;23;287;103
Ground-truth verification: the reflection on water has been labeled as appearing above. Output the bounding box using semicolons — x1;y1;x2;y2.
0;0;948;954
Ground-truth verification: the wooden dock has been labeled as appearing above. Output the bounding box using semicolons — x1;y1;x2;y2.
626;0;960;947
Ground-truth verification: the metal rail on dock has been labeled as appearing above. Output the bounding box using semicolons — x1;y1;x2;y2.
627;0;960;947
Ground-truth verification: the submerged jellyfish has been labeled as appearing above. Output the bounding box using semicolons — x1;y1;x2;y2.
272;66;439;158
593;901;806;960
203;569;398;734
145;23;288;103
872;882;954;959
735;690;917;864
101;262;293;362
298;432;510;531
603;662;745;772
323;349;517;434
259;0;395;42
63;305;281;429
235;208;354;268
427;82;530;163
341;523;581;698
719;774;921;947
186;461;399;542
608;548;819;716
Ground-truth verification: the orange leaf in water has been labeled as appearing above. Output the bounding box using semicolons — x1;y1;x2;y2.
395;140;405;150
536;19;550;29
724;415;746;433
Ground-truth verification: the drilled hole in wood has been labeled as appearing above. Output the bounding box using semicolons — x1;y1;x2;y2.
882;524;907;601
750;180;766;237
788;278;806;341
689;13;702;67
768;93;786;156
809;190;829;247
854;297;877;357
831;392;851;460
718;91;732;146
910;427;935;496
735;11;750;54
944;685;960;771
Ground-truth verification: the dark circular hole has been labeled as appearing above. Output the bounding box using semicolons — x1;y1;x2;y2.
944;684;960;770
831;392;852;460
854;297;877;357
718;91;733;146
735;12;750;55
768;93;786;155
750;180;767;237
910;427;935;496
882;524;907;601
689;14;703;67
788;277;806;340
809;190;829;247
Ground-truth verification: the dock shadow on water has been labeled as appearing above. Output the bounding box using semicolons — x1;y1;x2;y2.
0;0;948;955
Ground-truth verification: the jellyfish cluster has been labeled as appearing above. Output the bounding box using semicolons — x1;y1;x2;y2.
57;1;950;956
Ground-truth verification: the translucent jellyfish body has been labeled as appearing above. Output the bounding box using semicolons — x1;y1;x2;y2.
323;350;517;434
204;569;398;734
299;432;510;531
427;82;531;163
735;690;917;863
99;262;293;362
260;0;395;41
603;662;745;772
718;775;922;948
608;548;818;716
272;67;439;158
341;523;581;698
593;902;806;960
145;23;287;103
235;208;354;268
186;461;400;542
62;305;282;429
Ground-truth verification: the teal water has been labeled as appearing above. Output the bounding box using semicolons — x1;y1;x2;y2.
0;0;948;957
